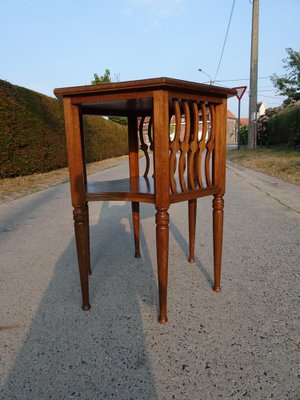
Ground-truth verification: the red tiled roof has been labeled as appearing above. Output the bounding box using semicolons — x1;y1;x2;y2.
227;110;237;119
240;118;249;126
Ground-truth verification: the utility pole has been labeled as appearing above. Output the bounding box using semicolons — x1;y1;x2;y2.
248;0;259;149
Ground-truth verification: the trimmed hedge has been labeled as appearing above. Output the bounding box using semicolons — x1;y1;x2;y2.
0;80;128;178
266;105;300;146
83;116;128;162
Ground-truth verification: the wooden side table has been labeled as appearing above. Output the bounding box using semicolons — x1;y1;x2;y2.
54;78;236;323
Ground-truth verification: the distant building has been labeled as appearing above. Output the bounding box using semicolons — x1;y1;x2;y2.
257;101;268;118
240;118;249;126
226;110;237;144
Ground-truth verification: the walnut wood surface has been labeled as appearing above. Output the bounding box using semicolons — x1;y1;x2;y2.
54;77;236;99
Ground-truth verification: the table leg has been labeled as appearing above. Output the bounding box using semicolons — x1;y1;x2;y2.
212;194;224;292
155;207;169;323
128;116;140;259
73;204;91;310
86;205;91;275
188;199;197;263
131;201;141;258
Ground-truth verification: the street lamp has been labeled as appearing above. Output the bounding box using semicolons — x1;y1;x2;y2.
198;68;213;85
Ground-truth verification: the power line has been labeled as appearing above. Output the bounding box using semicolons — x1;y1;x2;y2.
257;86;277;89
258;94;285;99
245;90;285;98
213;0;236;82
215;76;273;83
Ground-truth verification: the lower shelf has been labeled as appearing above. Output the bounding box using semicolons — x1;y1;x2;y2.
86;177;155;203
86;176;219;204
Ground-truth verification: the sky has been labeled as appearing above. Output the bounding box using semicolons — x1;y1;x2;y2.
1;0;299;117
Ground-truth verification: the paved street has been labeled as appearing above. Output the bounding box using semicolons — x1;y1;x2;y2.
0;160;299;399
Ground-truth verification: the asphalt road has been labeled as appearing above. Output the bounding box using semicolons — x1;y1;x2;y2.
0;160;299;399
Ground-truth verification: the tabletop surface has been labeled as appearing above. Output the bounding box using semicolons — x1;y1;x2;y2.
54;77;236;116
54;77;236;99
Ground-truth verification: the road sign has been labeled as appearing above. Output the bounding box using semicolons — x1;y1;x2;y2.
233;86;247;100
233;86;247;150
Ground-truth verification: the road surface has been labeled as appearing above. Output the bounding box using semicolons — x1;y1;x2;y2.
0;160;299;399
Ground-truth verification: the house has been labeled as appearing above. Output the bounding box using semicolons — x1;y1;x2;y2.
226;110;237;144
257;101;268;118
240;118;249;126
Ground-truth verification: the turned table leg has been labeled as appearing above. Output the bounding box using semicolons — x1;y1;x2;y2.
212;194;224;292
73;204;91;310
86;205;92;275
155;207;169;324
131;201;141;258
188;199;197;263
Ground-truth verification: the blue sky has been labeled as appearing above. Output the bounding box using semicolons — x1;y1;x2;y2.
1;0;299;117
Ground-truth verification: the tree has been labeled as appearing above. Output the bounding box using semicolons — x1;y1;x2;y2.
239;124;248;145
91;69;126;125
271;48;300;103
91;69;112;85
91;69;120;85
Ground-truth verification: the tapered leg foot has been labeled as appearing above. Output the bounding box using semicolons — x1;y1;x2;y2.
188;199;197;263
132;201;141;258
158;316;168;324
73;204;91;310
212;195;224;293
156;207;169;323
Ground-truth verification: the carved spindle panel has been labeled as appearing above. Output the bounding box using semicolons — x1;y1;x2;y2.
138;116;150;177
205;104;215;187
195;102;207;189
148;117;154;152
187;101;199;190
178;101;190;192
168;98;216;194
169;100;181;193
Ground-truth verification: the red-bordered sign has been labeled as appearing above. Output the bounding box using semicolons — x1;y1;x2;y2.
233;86;247;100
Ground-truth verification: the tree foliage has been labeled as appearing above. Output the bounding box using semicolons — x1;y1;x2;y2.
239;124;248;145
91;69;126;125
91;69;112;85
271;48;300;103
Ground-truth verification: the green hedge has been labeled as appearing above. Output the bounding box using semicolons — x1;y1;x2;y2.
83;116;128;162
0;80;128;178
266;105;300;146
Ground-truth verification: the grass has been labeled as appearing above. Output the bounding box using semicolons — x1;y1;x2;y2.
227;146;300;186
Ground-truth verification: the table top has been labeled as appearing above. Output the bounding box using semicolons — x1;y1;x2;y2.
54;77;236;117
54;77;236;98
